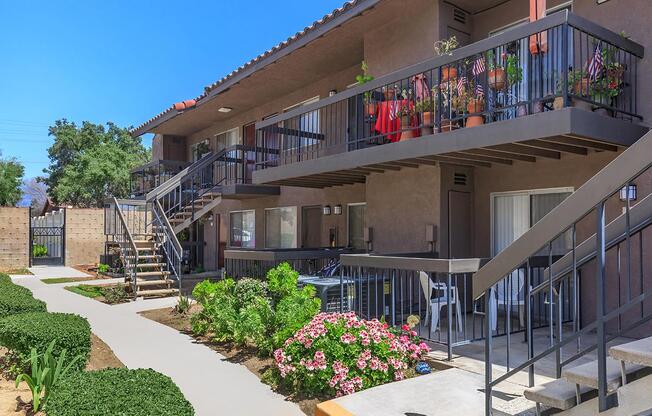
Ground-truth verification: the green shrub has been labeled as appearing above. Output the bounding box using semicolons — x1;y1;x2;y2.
32;244;48;258
0;312;91;371
271;285;321;349
102;285;128;304
0;279;47;319
46;368;194;416
97;263;109;273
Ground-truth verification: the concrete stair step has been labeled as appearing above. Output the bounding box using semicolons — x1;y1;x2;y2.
562;357;643;392
137;288;179;297
610;336;652;368
135;271;170;278
136;279;175;287
524;378;592;411
125;254;162;260
136;262;166;269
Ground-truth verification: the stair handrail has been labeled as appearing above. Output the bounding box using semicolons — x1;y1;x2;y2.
111;197;139;295
145;151;220;201
473;131;652;300
151;199;183;286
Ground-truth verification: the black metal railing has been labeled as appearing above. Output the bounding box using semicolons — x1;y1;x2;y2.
473;131;652;415
150;199;182;285
254;11;642;170
224;247;358;279
130;159;191;197
110;197;139;295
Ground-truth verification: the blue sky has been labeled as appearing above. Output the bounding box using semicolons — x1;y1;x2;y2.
0;0;345;179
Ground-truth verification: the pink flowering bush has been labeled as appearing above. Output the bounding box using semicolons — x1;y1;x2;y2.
271;312;430;397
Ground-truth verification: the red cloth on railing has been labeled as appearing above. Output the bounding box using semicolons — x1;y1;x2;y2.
374;99;419;143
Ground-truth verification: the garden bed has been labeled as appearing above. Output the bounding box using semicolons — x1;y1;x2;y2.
65;284;130;305
0;333;123;416
140;306;323;415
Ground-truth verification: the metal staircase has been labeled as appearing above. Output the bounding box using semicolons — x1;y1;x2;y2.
107;145;257;297
472;130;652;415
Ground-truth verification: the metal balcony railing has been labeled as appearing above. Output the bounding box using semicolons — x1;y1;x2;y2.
254;11;643;170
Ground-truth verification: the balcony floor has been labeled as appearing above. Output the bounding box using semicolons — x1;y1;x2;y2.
253;108;648;188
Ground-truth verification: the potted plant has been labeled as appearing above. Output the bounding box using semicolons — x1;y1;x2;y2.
554;69;592;111
434;36;459;82
355;61;376;115
415;98;435;135
505;54;523;86
397;89;417;140
486;50;506;90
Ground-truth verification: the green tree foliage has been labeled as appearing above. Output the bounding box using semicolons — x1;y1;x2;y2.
43;120;149;207
0;151;25;206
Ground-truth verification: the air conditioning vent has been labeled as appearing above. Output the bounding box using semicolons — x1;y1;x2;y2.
454;172;467;186
453;8;467;24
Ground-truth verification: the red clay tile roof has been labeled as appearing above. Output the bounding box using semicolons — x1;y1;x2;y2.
131;0;375;136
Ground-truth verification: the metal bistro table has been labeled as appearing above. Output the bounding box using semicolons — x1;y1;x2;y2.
298;276;353;313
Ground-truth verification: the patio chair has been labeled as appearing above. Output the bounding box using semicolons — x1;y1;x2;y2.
418;271;463;335
490;269;526;332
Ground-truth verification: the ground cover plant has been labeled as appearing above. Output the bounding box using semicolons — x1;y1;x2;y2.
42;277;95;285
0;312;91;372
0;274;47;318
270;312;430;397
191;263;321;356
65;283;128;304
46;368;194;416
65;284;104;298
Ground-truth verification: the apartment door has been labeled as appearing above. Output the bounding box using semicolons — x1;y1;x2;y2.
348;203;366;250
448;190;472;258
302;206;323;248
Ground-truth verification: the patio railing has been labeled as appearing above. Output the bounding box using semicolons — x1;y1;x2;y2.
224;247;359;279
254;11;643;170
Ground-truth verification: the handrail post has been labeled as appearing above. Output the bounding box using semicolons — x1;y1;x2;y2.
525;259;534;387
596;202;614;411
561;22;570;107
485;290;493;416
447;272;453;361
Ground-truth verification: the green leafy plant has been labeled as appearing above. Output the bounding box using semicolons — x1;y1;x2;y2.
433;36;459;57
415;98;435;113
102;285;128;304
174;295;193;316
355;61;375;104
15;340;83;411
32;244;48;258
45;368;194;416
97;263;109;273
0;274;47;318
0;312;91;372
65;284;104;298
505;54;523;86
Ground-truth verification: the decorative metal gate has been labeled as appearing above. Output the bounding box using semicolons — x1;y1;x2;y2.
30;208;65;266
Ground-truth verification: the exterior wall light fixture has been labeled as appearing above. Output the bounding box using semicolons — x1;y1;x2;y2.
619;184;637;202
323;205;332;215
333;204;342;215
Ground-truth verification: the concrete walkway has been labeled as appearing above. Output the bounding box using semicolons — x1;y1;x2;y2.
12;267;304;416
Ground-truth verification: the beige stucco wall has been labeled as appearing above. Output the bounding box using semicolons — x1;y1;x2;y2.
64;208;104;266
0;208;29;271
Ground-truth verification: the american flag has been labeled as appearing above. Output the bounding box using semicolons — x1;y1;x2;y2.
587;44;603;81
472;56;486;76
389;99;398;121
457;76;467;96
475;83;484;98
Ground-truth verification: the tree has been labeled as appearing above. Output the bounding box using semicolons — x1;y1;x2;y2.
22;177;48;213
43;120;149;207
0;151;25;206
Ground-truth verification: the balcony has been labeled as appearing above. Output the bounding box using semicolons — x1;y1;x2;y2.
252;11;647;187
130;159;190;197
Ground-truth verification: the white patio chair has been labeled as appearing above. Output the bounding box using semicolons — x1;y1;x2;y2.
490;269;526;332
418;271;463;335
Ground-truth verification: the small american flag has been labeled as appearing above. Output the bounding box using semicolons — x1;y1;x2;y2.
475;83;484;98
587;44;603;81
472;56;486;76
389;99;398;121
457;76;467;96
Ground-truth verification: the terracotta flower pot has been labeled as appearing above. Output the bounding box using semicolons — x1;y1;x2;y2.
516;104;528;117
421;112;434;135
488;68;506;90
466;99;484;114
466;115;484;128
400;115;416;141
441;67;457;82
366;102;376;116
554;96;592;112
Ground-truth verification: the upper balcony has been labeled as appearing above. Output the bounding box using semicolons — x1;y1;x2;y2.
252;11;647;187
130;159;191;197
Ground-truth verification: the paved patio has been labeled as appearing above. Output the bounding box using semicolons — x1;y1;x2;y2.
11;267;304;416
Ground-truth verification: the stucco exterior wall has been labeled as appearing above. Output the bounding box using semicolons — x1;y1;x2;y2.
64;208;104;266
0;208;29;271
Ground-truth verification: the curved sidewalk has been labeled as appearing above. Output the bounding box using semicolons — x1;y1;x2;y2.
12;268;304;416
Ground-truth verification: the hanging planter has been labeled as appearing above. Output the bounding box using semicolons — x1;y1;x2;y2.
466;98;484;114
466;115;484;128
488;68;506;90
441;67;457;82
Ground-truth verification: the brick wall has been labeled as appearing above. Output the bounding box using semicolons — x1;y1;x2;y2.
64;208;105;266
0;207;29;271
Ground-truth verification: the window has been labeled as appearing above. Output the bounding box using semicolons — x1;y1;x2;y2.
216;127;241;152
265;207;297;248
230;210;255;248
191;140;211;162
491;188;573;256
348;203;366;250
